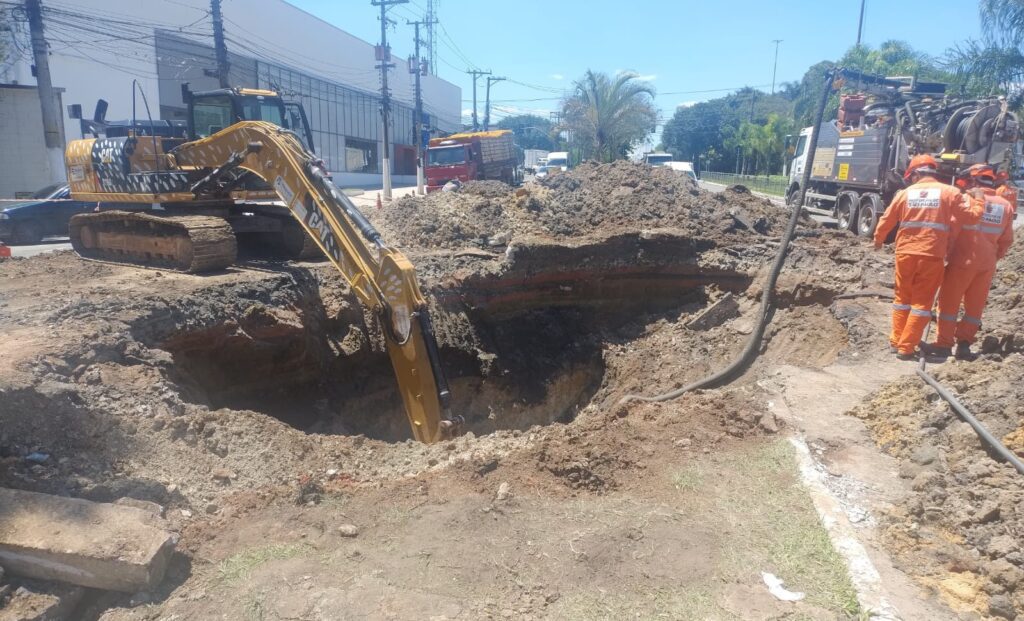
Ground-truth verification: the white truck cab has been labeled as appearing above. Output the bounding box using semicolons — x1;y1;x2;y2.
643;152;674;166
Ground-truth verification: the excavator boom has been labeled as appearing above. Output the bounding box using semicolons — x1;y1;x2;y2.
67;121;457;443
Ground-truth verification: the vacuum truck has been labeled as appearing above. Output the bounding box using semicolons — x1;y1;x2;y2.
786;71;1019;237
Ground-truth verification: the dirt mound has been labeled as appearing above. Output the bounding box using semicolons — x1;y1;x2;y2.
373;160;804;250
850;358;1024;618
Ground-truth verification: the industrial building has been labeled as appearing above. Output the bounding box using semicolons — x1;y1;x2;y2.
0;0;462;196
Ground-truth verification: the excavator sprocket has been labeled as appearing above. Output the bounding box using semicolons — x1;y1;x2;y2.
70;210;237;273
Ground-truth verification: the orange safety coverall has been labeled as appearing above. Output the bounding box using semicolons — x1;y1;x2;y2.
935;190;1015;347
997;183;1018;210
874;177;984;355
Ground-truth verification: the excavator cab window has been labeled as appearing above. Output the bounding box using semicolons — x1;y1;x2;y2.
191;95;235;138
238;96;284;126
283;102;316;154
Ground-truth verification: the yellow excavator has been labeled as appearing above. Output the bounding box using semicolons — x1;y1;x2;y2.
64;85;459;443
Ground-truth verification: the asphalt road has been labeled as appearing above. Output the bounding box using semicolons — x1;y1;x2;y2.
6;238;72;258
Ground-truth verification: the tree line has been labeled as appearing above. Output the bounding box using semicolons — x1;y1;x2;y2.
498;1;1023;172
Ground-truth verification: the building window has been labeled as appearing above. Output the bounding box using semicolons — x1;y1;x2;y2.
346;138;378;173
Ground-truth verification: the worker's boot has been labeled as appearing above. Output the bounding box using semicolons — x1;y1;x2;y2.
954;342;977;361
920;343;952;359
895;350;918;361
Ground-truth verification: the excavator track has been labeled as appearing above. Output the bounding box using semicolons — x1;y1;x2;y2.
70;211;237;273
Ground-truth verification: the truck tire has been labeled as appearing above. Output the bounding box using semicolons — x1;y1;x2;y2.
858;193;883;238
785;184;802;207
836;191;860;232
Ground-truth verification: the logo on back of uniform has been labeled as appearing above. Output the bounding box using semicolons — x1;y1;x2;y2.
908;188;941;209
982;201;1005;225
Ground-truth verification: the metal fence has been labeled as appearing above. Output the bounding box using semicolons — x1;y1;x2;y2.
698;171;789;197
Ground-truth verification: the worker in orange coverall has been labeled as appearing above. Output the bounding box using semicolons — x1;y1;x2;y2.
995;170;1018;210
925;165;1015;360
874;154;985;360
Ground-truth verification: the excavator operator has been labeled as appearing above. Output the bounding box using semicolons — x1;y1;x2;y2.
874;154;985;361
923;164;1015;360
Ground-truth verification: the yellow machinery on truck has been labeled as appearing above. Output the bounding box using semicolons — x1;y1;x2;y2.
64;85;459;443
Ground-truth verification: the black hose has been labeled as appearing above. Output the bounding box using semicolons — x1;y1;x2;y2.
618;70;838;405
916;368;1024;476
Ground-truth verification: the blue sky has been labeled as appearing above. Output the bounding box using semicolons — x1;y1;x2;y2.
290;0;982;126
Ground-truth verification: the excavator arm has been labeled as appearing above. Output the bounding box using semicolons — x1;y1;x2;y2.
170;121;458;443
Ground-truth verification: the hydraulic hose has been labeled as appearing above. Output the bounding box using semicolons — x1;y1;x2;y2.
915;319;1024;476
619;70;839;405
916;368;1024;475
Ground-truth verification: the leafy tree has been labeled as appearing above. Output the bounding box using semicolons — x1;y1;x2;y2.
981;0;1024;44
945;0;1024;102
661;88;793;172
561;71;658;162
495;114;556;150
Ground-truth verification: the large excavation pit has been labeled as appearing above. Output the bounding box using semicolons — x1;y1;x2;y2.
158;231;760;442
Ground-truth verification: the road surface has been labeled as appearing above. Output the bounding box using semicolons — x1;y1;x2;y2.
6;238;72;258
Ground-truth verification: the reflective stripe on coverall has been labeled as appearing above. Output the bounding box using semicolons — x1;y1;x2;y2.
935;191;1015;347
874;177;984;354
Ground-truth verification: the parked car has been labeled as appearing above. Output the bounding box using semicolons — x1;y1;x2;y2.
0;184;96;244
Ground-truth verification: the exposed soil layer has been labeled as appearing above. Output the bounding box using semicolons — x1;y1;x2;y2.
373;160;812;251
849;236;1024;621
0;163;904;619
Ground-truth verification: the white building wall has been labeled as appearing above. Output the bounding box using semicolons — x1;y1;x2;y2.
1;0;460;186
0;86;64;198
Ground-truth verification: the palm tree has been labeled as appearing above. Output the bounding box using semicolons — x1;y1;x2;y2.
981;0;1024;45
945;1;1024;100
562;71;658;163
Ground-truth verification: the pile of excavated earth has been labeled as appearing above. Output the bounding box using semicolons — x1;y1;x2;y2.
0;161;1020;619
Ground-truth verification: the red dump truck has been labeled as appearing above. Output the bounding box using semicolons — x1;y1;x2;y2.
425;130;521;191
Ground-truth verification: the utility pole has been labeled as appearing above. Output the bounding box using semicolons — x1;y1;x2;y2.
856;0;866;46
426;0;437;76
210;0;230;88
483;76;505;131
467;69;490;131
372;0;407;201
409;17;435;195
25;0;64;182
770;39;782;95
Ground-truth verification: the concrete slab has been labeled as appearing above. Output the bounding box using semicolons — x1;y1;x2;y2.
0;488;175;592
686;292;740;331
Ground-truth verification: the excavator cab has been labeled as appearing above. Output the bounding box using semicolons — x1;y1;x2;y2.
182;84;316;153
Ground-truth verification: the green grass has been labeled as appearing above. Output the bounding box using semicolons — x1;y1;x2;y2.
671;463;706;492
217;543;310;585
700;172;789;197
705;440;862;616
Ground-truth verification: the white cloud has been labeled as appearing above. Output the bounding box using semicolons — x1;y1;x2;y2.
461;108;474;117
636;74;658;82
550;73;564;81
677;101;697;108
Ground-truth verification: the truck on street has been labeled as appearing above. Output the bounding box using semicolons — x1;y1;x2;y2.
786;72;1019;237
426;130;522;192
